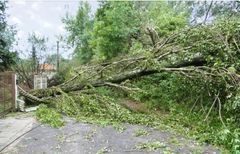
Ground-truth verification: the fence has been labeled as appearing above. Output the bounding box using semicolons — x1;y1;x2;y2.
0;72;16;116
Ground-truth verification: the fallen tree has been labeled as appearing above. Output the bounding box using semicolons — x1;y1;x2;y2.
21;20;239;103
19;18;240;124
17;18;240;152
28;56;207;99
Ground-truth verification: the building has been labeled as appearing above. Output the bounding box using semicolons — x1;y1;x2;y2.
39;64;56;79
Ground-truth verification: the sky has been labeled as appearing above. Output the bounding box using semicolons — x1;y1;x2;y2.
6;0;99;59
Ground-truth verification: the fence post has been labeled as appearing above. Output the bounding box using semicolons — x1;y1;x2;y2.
12;73;17;110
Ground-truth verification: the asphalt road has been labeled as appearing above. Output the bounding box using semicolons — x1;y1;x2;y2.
0;114;220;154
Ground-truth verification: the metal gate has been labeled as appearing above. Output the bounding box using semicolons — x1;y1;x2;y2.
0;72;16;116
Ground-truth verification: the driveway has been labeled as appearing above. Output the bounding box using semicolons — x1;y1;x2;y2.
0;113;220;154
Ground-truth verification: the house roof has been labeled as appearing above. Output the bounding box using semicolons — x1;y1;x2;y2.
39;64;56;71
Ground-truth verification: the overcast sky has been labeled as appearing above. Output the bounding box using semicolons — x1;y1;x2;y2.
7;0;99;59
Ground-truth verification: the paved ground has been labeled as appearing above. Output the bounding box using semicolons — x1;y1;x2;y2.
0;113;220;154
0;113;35;153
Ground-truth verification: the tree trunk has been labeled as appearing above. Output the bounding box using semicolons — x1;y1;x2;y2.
22;56;206;100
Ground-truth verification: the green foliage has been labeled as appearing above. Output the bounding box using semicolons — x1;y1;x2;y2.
0;0;16;71
47;58;76;86
135;141;166;151
36;104;64;128
58;61;75;81
63;1;188;63
39;87;163;129
55;92;152;126
159;106;239;153
173;18;240;125
179;18;240;70
90;1;187;61
0;50;16;71
130;73;194;111
134;129;150;137
62;1;93;64
224;88;240;128
96;147;110;154
146;1;187;36
129;72;239;153
91;1;141;60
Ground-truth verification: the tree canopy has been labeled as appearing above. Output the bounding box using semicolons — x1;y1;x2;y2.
0;0;16;71
62;2;93;64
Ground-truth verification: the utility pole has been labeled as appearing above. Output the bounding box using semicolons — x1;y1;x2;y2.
57;41;60;72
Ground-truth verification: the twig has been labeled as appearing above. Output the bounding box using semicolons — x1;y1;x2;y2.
59;70;85;86
204;91;219;121
200;97;206;115
156;46;192;60
146;27;157;46
190;96;200;114
233;38;240;53
203;0;213;24
217;97;226;127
